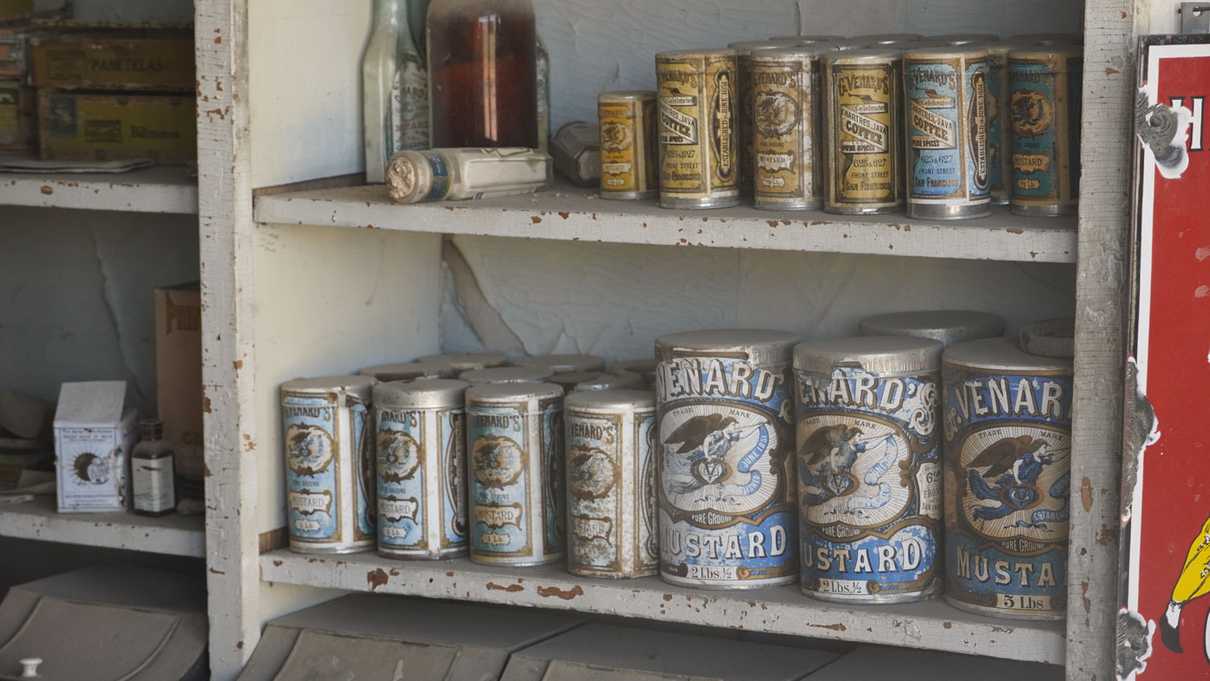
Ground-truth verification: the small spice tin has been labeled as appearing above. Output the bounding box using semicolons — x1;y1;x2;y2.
599;91;659;200
461;366;554;385
359;361;454;382
824;49;904;215
795;337;945;603
374;379;469;560
751;47;825;210
466;381;565;566
281;375;377;554
942;338;1073;620
416;352;510;371
565;389;660;578
656;49;740;209
903;47;992;219
859;310;1006;347
655;329;800;590
552;121;601;187
1008;46;1082;216
550;371;645;393
516;354;606;375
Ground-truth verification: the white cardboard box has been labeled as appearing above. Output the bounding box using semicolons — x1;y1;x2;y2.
53;381;137;513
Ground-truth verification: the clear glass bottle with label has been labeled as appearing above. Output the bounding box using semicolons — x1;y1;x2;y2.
132;419;175;517
364;0;431;183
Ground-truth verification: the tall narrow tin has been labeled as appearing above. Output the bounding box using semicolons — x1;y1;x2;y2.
983;44;1016;205
1008;46;1082;216
750;47;825;210
599;91;659;200
823;49;904;215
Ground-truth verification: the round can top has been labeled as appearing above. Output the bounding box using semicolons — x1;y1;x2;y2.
460;366;554;385
728;39;793;54
1019;318;1075;359
1008;45;1083;63
415;352;510;371
565;389;657;413
944;337;1073;374
599;90;657;103
928;33;1001;46
359;361;452;381
794;336;943;376
656;48;739;61
385;151;436;205
656;329;799;365
561;371;645;392
281;375;375;400
374;379;469;409
466;381;564;404
903;45;990;60
984;41;1036;57
826;48;904;65
1008;32;1084;45
851;33;925;45
770;34;843;42
515;354;607;375
751;45;832;61
859;310;1006;347
610;358;658;381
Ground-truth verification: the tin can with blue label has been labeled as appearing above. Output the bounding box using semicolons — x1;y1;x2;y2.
1008;47;1082;216
466;381;565;566
943;337;1073;620
373;379;469;560
655;330;799;590
983;44;1016;205
794;336;944;603
281;376;377;554
904;47;991;219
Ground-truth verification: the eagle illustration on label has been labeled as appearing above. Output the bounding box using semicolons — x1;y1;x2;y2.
960;427;1071;543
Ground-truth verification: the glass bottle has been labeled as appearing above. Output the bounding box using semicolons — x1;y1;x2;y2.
427;0;538;148
364;0;430;183
132;419;175;517
536;34;550;154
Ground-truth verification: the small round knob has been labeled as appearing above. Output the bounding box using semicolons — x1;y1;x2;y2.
18;658;42;678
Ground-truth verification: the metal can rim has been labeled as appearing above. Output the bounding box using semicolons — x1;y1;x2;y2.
794;336;943;375
943;337;1074;373
373;378;468;409
281;375;375;399
466;381;564;404
565;388;657;411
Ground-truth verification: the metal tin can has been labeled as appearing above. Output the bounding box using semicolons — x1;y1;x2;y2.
656;49;740;209
942;337;1073;620
859;310;1006;346
824;49;903;215
655;330;799;590
751;47;825;210
461;366;554;385
599;91;659;201
903;47;992;219
769;35;843;43
565;389;660;578
611;359;659;387
930;33;1001;46
1018;318;1075;359
794;337;944;603
373;379;469;560
1008;33;1083;46
550;371;645;393
466;381;565;566
515;354;606;375
416;352;510;371
983;44;1017;205
280;376;376;554
359;361;455;382
552;121;601;187
1008;46;1082;217
852;34;925;47
731;40;791;199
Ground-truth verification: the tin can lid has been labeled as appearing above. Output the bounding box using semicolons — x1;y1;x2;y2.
565;388;657;412
359;360;454;381
281;375;376;400
560;371;645;392
944;337;1073;374
656;329;798;363
460;366;555;385
850;33;925;46
728;39;791;53
1008;32;1084;45
826;48;904;65
610;358;658;378
385;150;435;204
415;352;510;371
599;90;657;103
984;41;1037;57
903;45;990;60
752;45;832;61
466;381;564;404
1009;45;1083;62
794;336;942;375
859;310;1006;346
770;34;843;42
928;33;1001;46
374;379;469;409
657;48;738;60
515;354;607;375
1019;318;1075;358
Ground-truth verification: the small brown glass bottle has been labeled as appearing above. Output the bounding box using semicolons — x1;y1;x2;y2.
132;419;175;517
427;0;538;148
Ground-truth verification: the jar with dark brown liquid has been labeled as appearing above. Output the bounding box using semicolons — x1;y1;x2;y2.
427;0;538;148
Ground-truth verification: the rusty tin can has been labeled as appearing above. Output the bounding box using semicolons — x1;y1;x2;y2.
281;376;377;554
859;310;1006;347
550;371;645;393
360;361;458;382
656;49;740;209
466;381;565;566
903;47;992;219
599;91;659;200
373;379;469;560
824;49;904;215
795;337;944;603
1008;46;1082;217
751;47;825;210
516;354;606;375
565;389;660;578
416;352;510;371
942;338;1073;620
655;330;799;590
460;366;554;385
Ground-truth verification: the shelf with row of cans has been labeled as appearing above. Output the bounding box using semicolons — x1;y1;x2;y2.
0;495;205;557
0;164;199;214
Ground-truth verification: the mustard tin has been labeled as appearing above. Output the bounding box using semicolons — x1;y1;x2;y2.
599;91;659;200
751;47;826;210
1008;46;1082;217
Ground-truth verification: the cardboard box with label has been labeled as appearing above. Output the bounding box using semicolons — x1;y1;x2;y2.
29;31;195;91
155;284;203;482
38;90;196;163
0;26;28;78
0;79;33;151
53;381;136;513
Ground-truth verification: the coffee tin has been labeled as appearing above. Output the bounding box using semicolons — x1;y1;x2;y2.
359;361;454;382
794;337;944;603
859;310;1006;346
903;47;991;219
655;329;799;590
550;371;645;393
466;382;565;566
373;379;469;560
942;338;1073;620
656;49;740;209
461;366;554;385
751;47;825;210
599;91;659;200
416;352;510;371
731;40;790;199
281;375;377;554
516;354;606;375
1008;46;1082;217
983;44;1018;205
565;389;660;578
824;49;904;215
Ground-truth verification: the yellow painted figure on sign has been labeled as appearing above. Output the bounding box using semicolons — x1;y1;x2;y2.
1160;517;1210;654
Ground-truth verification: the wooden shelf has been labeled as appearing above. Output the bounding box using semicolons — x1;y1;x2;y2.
260;550;1065;664
0;496;205;558
253;183;1078;264
0;165;198;214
